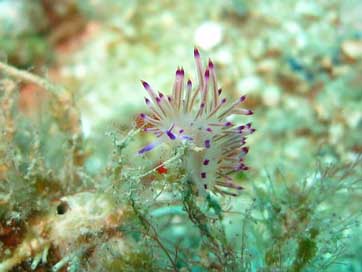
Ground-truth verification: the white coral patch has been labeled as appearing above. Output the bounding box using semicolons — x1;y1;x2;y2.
194;22;223;51
49;192;121;246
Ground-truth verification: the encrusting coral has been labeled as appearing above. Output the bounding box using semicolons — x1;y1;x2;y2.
0;192;124;271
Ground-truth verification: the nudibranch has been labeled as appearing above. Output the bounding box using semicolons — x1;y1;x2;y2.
139;48;255;196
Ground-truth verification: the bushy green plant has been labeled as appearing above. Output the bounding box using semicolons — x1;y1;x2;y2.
0;44;361;271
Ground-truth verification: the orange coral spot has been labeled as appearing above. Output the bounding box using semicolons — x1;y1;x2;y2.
156;165;168;175
135;114;154;129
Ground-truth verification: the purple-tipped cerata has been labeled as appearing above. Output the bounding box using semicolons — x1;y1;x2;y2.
138;49;255;196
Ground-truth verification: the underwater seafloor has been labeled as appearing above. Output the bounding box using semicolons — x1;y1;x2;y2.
0;1;361;271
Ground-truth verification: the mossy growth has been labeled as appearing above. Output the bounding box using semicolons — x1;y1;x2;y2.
104;251;159;272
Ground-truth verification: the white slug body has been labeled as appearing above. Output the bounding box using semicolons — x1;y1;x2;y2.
139;49;255;196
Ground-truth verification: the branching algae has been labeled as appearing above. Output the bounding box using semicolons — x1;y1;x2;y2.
0;49;361;272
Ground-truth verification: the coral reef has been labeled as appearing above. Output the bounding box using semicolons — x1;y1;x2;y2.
0;1;361;271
